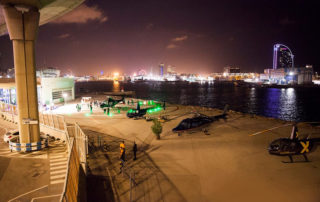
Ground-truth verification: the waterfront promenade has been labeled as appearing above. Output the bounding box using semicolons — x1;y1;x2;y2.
0;96;319;201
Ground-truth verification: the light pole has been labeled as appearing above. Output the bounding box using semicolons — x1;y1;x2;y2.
63;93;67;105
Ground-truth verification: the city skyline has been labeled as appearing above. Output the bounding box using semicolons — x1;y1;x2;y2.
0;0;319;75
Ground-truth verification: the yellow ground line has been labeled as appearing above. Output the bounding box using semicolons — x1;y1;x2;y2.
249;124;292;136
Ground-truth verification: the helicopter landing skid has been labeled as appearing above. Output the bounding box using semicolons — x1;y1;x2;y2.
282;154;310;163
202;128;210;135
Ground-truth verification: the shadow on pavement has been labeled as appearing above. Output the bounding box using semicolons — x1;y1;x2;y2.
84;127;186;202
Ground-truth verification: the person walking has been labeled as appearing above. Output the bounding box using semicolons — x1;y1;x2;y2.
90;103;93;112
133;141;137;160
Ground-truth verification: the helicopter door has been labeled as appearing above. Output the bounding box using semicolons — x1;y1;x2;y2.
280;139;297;153
191;120;200;128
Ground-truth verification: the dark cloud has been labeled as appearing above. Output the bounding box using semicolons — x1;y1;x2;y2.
166;44;178;49
0;0;320;74
57;33;71;39
279;17;295;25
172;35;188;42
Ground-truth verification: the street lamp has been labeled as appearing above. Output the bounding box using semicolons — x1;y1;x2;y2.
63;93;67;105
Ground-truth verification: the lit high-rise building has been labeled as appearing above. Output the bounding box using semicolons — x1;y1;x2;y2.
159;63;164;76
273;44;294;69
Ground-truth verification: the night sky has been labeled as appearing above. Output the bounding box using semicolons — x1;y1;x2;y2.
0;0;319;75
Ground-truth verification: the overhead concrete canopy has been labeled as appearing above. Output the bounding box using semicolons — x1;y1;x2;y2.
0;0;84;36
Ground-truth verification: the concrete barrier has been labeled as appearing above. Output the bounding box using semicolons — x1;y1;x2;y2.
0;110;68;142
9;138;48;152
40;124;67;142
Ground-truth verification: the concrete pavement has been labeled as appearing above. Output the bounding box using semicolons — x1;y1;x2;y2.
58;99;320;202
0;119;68;202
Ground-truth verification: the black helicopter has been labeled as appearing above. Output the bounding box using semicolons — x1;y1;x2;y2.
251;123;320;163
172;105;229;135
100;96;125;109
127;101;164;119
126;108;148;119
127;102;147;119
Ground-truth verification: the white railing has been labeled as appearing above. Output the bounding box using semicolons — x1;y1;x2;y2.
74;123;88;174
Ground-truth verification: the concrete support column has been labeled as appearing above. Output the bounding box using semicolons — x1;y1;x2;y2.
3;5;40;143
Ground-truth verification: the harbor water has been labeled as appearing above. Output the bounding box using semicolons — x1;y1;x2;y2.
76;81;320;122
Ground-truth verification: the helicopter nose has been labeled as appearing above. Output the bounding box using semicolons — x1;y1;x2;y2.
268;144;280;153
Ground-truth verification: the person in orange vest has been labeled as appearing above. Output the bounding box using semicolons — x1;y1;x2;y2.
119;141;126;173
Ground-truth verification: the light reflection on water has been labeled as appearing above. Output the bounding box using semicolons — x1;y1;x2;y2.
112;81;120;92
76;81;320;122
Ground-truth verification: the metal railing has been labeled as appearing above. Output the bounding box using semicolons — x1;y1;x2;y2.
74;123;88;174
121;160;136;202
0;102;18;115
61;123;88;202
61;138;80;202
0;101;89;201
39;113;66;131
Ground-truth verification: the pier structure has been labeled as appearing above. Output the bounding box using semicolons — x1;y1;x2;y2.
3;4;40;144
0;0;84;146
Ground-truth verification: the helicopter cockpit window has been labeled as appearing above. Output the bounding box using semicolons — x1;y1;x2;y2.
191;121;199;127
270;139;281;151
280;139;292;151
180;120;189;128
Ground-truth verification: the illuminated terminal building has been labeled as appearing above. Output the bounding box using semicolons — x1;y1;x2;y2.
0;67;75;107
260;67;313;85
224;66;240;74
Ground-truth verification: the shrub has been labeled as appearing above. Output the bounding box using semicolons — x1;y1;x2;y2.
151;119;162;139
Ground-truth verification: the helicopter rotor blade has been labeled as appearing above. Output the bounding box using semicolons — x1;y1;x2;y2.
249;124;292;136
297;122;320;127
